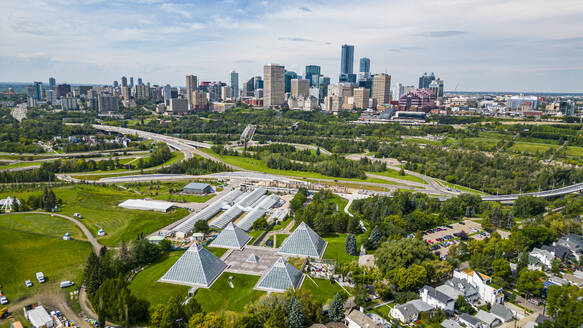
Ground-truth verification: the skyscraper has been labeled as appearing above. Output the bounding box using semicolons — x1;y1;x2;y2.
284;71;298;93
418;72;436;89
137;78;143;85
221;85;231;100
254;77;263;90
121;76;128;87
185;75;198;110
32;82;43;100
122;86;131;101
163;84;172;105
354;87;370;109
305;65;321;87
359;58;370;73
245;77;255;96
319;76;331;99
56;84;71;98
230;71;239;98
264;64;285;107
113;80;119;88
129;77;134;88
372;74;391;105
340;44;354;82
49;77;56;91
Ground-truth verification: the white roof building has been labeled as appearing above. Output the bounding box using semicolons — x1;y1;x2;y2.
27;305;53;328
118;199;174;212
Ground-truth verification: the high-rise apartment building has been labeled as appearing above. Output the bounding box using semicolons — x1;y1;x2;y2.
56;84;71;98
61;97;79;110
305;65;321;87
230;71;239;98
49;77;56;91
359;58;370;73
163;84;172;105
137;77;143;85
98;95;119;113
121;76;128;87
135;84;149;99
284;71;298;93
46;90;57;104
122;86;131;101
113;81;119;88
264;64;285;107
245;77;255;96
373;74;391;105
169;98;188;113
353;87;370;109
254;77;263;90
340;44;354;82
192;90;209;110
32;82;43;100
291;79;310;98
185;75;198;110
129;77;134;89
319;76;331;99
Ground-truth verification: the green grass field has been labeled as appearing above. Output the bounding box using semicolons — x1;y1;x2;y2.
0;213;85;240
248;230;265;245
369;168;427;184
0;224;92;302
207;247;228;258
129;251;190;308
123;181;216;203
193;273;264;313
1;185;189;247
275;234;288;248
508;142;556;155
322;233;363;264
301;277;349;305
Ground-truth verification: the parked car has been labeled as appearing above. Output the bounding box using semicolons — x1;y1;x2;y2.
60;281;74;288
36;272;45;283
0;296;7;305
25;280;32;288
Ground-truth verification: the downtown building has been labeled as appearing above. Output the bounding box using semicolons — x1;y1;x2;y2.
185;75;198;110
372;73;391;106
264;64;285;107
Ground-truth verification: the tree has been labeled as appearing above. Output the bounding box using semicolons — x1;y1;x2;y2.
367;225;384;249
188;313;225;328
513;196;546;218
517;250;529;274
345;233;358;256
353;284;368;307
287;297;304;328
517;269;544;297
441;197;464;220
194;220;209;233
492;258;512;280
389;264;427;291
375;238;430;276
455;295;476;315
328;293;345;322
551;259;561;274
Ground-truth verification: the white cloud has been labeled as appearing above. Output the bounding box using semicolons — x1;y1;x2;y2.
159;3;192;19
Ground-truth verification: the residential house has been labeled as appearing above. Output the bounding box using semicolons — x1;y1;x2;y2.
453;270;504;305
390;299;435;324
490;304;514;323
529;248;554;268
345;309;383;328
420;285;455;312
475;310;502;328
459;313;483;328
555;234;583;261
445;277;480;303
542;245;576;263
441;319;464;328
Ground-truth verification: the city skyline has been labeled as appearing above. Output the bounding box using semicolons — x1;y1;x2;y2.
1;0;582;92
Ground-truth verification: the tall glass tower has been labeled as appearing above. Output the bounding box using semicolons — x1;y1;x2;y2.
305;65;321;87
340;44;354;82
359;57;370;73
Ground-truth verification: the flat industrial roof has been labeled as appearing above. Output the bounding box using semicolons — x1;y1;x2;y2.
119;199;175;212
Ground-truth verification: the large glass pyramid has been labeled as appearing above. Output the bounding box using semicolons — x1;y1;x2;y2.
159;244;227;288
210;222;252;249
255;257;303;292
277;222;327;259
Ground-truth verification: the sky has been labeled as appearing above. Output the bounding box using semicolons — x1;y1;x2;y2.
1;0;582;92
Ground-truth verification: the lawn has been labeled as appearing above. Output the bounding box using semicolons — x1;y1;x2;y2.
129;251;190;308
207;247;228;258
14;184;189;247
508;142;556;155
248;229;266;245
275;234;288;248
330;194;348;212
0;227;92;302
368;168;427;185
322;233;362;264
123;181;217;204
0;213;86;240
301;277;349;304
193;273;264;313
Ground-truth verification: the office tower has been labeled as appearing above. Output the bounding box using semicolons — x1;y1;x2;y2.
245;77;255;96
418;72;436;89
340;44;354;82
291;79;310;98
230;71;239;98
49;77;56;91
169;98;188;113
122;86;131;101
98;95;119;113
359;58;370;73
56;84;71;98
264;64;285;107
192;90;209;110
113;80;118;88
436;78;444;98
305;65;321;87
137;77;143;85
79;86;92;96
61;97;79;110
221;85;231;100
121;76;128;87
284;71;298;93
163;84;172;105
185;75;198;109
129;77;134;89
254;76;263;90
135;84;149;99
32;82;43;100
354;87;370;109
373;74;391;105
319;76;331;99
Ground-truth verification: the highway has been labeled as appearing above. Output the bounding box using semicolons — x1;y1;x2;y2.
88;124;583;202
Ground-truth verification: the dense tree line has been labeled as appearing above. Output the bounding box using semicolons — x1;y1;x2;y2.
377;142;583;194
136;144;172;169
294;190;362;236
159;156;229;175
0;166;56;183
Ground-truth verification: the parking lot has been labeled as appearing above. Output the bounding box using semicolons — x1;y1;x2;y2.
416;219;485;256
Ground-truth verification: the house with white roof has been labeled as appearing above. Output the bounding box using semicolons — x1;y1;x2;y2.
453;270;504;305
459;313;484;328
475;310;502;328
419;285;455;312
529;248;554;269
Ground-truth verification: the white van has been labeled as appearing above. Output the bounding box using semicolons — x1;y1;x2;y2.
60;281;74;288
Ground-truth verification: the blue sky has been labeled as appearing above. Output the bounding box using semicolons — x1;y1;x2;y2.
1;0;582;92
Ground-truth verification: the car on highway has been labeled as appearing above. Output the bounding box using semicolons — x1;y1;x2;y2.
25;280;32;287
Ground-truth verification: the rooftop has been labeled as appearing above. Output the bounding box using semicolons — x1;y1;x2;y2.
255;257;303;293
278;221;327;259
159;244;227;288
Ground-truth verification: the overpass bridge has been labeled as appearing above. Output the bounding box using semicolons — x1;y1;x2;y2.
481;182;583;202
92;124;212;149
